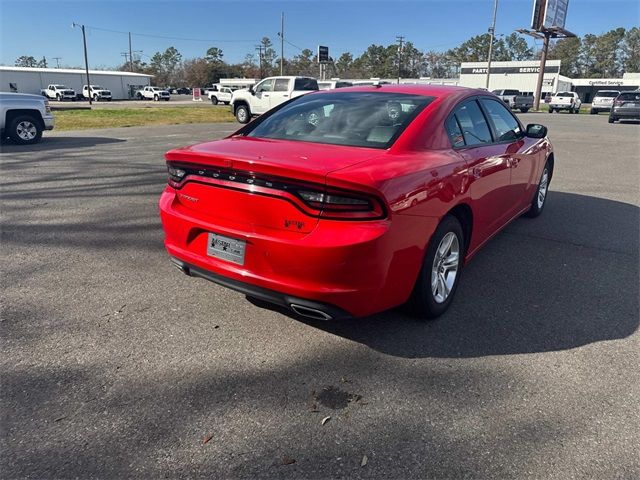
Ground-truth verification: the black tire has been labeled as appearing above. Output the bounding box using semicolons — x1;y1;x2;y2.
590;109;597;115
525;160;551;218
211;96;219;105
235;104;251;124
164;98;170;101
548;108;554;113
93;94;99;102
136;93;143;100
407;215;465;319
154;95;159;101
8;115;43;145
608;116;616;123
56;94;61;101
520;108;529;113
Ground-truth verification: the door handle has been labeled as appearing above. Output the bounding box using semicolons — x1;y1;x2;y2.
263;94;270;97
283;94;289;97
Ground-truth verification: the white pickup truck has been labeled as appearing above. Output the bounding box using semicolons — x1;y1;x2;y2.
230;76;318;123
208;86;233;105
0;92;55;144
548;91;581;114
42;84;76;101
83;85;112;102
136;86;170;101
491;89;534;113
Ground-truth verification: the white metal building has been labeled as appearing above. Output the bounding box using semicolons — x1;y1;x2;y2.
459;60;569;95
0;66;153;99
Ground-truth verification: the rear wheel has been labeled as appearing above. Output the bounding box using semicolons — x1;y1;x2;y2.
8;115;43;145
93;94;99;102
56;93;61;101
520;108;529;113
154;94;159;101
407;215;464;319
525;161;551;218
590;108;597;114
211;96;218;105
235;104;251;124
548;108;554;113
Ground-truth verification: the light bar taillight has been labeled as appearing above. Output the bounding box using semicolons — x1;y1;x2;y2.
166;162;386;220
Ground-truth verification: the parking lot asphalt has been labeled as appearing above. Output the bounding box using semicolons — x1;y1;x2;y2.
1;114;638;479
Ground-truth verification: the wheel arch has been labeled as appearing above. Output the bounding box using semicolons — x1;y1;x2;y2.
5;109;44;129
546;152;555;181
444;202;473;258
233;100;250;114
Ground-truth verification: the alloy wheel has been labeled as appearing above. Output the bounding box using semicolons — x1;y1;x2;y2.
537;168;549;209
431;232;460;304
16;121;37;140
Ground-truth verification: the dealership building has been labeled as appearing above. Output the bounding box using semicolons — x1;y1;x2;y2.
0;66;153;99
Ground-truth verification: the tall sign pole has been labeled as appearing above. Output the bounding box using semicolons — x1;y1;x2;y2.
518;0;574;110
485;0;499;89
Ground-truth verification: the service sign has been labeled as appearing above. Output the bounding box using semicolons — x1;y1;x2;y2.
192;88;201;101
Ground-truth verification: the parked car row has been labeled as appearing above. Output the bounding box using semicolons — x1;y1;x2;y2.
41;84;112;102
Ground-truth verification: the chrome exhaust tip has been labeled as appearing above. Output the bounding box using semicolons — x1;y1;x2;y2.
290;304;333;321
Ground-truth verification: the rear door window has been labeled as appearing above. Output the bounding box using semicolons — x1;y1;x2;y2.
452;100;493;146
618;92;640;101
274;78;290;92
445;115;465;148
479;98;522;142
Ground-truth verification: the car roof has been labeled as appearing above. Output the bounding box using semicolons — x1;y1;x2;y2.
310;83;486;99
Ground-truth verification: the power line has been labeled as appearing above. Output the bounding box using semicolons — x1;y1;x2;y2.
82;24;256;43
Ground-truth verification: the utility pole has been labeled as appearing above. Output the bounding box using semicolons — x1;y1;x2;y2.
53;57;62;68
485;0;499;89
396;35;405;84
72;22;92;105
129;32;134;72
255;45;264;78
280;12;284;75
121;52;130;66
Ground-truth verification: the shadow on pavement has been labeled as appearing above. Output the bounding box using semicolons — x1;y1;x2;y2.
0;136;125;153
257;191;639;358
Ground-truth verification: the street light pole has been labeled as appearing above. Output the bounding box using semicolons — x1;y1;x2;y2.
73;22;92;105
485;0;499;89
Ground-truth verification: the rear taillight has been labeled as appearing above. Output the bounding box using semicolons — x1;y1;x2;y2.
296;188;385;219
166;162;386;220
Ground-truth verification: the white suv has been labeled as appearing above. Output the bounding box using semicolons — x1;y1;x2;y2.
590;90;619;114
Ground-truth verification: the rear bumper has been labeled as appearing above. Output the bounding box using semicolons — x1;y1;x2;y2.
159;188;435;317
170;257;351;320
549;103;574;110
611;109;640;119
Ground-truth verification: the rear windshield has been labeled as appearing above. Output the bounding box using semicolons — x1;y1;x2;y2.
293;78;319;91
619;92;640;101
503;90;520;95
556;92;573;97
595;91;619;98
245;92;434;149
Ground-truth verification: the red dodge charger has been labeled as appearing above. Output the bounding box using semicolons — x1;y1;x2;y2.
159;85;553;320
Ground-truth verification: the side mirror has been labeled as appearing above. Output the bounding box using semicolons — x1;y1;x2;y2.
249;87;255;95
526;123;547;139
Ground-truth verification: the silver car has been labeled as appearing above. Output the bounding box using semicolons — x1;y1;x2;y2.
590;90;620;114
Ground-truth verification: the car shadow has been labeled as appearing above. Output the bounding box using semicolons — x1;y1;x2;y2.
250;192;639;359
0;136;125;152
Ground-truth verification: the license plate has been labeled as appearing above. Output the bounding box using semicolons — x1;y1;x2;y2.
207;233;246;265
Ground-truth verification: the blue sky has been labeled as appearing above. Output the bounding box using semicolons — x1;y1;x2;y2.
1;0;638;68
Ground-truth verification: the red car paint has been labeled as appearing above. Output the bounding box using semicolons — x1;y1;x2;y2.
159;85;553;318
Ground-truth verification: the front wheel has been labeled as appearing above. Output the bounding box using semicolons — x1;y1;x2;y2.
407;215;464;319
590;108;597;115
8;115;43;145
93;94;99;102
548;108;554;113
235;104;251;124
520;108;529;113
154;95;159;101
525;161;551;218
608;116;616;124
